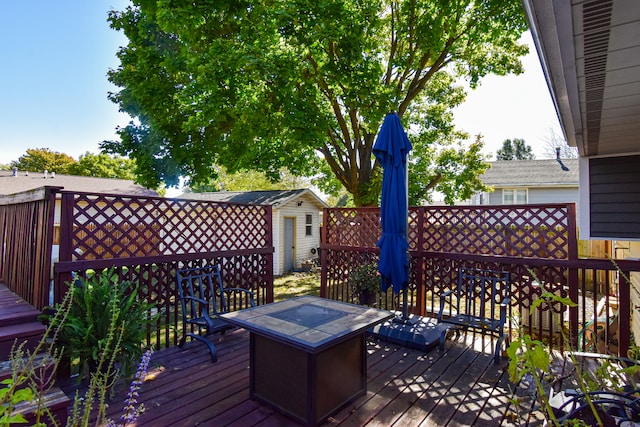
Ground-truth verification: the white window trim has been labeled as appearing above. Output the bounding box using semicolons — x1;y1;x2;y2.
502;188;528;204
305;213;313;236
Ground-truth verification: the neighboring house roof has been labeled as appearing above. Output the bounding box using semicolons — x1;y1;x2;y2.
0;170;158;197
480;159;579;188
180;189;328;208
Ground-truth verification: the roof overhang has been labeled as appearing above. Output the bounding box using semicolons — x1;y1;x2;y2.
522;0;640;158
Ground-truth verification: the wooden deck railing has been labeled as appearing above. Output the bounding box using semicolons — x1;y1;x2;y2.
320;204;638;357
2;190;636;357
0;187;58;309
52;190;275;350
1;187;275;351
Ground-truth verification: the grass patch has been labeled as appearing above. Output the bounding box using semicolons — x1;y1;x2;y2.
274;272;321;301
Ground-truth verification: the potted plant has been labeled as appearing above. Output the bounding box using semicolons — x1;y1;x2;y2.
348;263;380;306
300;259;315;272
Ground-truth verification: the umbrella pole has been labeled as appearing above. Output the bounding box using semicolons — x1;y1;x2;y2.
402;287;409;320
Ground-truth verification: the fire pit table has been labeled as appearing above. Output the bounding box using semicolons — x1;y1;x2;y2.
221;295;393;426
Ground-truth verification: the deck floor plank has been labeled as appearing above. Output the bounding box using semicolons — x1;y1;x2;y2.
94;326;543;426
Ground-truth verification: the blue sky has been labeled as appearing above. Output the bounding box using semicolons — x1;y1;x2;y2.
0;2;560;168
0;1;130;166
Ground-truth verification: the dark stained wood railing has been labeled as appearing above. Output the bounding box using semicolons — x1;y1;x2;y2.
52;191;274;350
2;187;636;358
320;203;639;357
0;188;58;310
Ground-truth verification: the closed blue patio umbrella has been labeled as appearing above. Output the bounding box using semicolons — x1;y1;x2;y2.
373;113;412;317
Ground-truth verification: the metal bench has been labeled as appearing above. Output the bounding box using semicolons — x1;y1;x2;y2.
437;268;510;364
177;266;256;362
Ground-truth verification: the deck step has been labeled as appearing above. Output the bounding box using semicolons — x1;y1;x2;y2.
12;387;71;426
0;352;56;385
1;352;69;425
0;321;47;360
0;286;43;327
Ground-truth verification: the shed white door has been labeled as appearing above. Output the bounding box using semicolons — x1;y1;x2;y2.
284;217;295;272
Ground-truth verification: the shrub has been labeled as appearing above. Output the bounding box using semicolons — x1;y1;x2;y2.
43;268;156;381
348;263;380;305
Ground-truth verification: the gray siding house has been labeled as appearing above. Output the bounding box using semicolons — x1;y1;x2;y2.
472;159;579;207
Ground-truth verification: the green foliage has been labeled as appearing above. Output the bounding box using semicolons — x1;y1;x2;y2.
348;263;380;301
42;269;156;380
409;134;491;205
1;291;70;427
10;148;76;174
104;0;528;205
66;152;136;180
496;138;535;160
0;379;34;425
188;166;308;192
8;149;140;182
508;288;611;426
2;286;152;427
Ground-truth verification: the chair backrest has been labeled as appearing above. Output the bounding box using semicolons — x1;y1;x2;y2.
456;268;510;319
176;266;228;318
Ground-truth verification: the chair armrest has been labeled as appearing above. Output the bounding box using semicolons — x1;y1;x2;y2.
438;289;455;321
441;289;455;298
180;295;215;326
181;295;210;308
224;288;257;307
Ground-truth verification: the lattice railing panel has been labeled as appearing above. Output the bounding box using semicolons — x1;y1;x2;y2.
322;204;574;344
325;205;571;260
66;193;271;260
324;207;381;248
414;205;571;259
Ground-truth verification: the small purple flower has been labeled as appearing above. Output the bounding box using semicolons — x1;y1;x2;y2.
119;349;154;426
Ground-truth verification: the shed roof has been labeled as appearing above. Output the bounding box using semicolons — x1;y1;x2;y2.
179;189;328;209
480;159;579;187
0;170;158;197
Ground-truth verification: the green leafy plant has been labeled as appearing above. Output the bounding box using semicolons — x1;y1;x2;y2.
2;283;153;426
1;290;70;426
508;290;610;426
348;263;380;305
42;268;156;381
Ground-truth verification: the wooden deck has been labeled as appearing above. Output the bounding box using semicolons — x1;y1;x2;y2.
100;328;545;426
0;283;46;359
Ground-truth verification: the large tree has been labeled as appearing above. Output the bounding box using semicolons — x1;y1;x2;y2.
10;148;76;174
66;152;137;180
496;138;535;161
104;1;528;206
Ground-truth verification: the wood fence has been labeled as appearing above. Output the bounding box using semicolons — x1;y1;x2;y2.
2;188;637;357
0;187;274;350
320;203;638;357
0;187;58;309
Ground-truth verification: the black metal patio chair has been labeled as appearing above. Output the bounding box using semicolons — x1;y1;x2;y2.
176;265;256;362
437;268;511;364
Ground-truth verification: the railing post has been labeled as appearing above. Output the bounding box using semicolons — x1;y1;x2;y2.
414;208;426;317
566;203;579;350
619;269;631;357
265;204;274;304
55;192;74;305
568;267;579;349
319;208;328;298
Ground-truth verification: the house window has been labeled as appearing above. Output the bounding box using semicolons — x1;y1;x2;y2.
502;188;527;204
305;214;313;236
